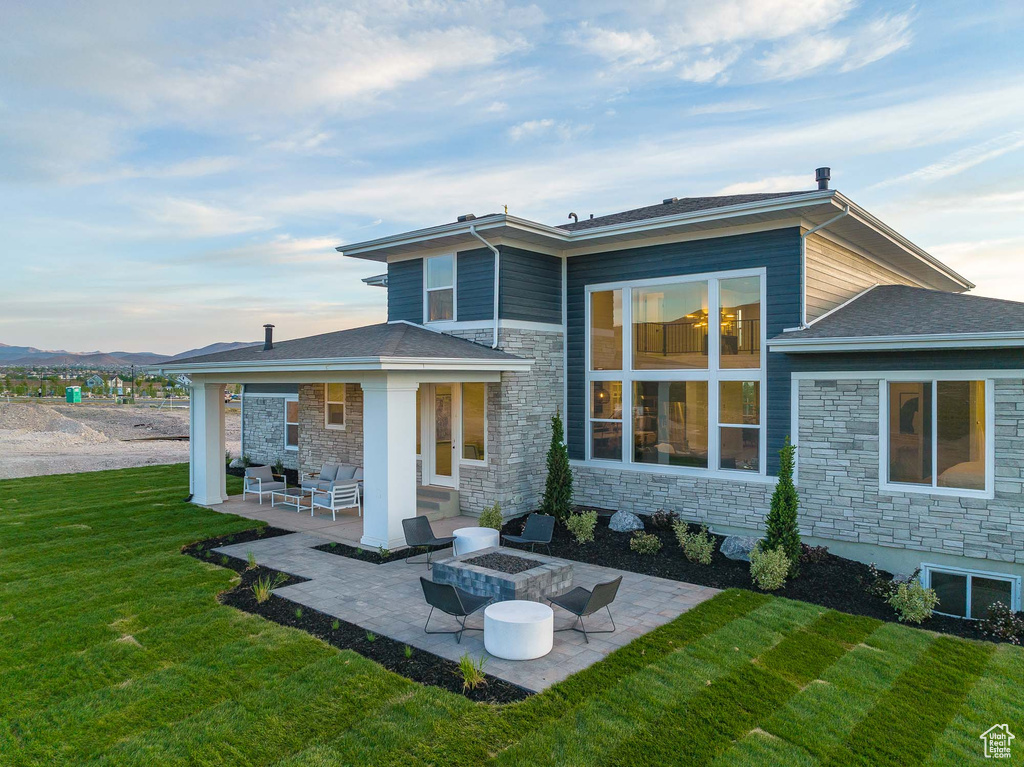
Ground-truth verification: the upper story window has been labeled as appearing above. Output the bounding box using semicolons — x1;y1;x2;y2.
884;379;991;496
586;270;765;475
424;254;455;322
324;383;346;430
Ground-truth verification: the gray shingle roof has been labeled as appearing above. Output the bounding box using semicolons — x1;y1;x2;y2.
774;285;1024;341
178;323;523;364
559;191;820;232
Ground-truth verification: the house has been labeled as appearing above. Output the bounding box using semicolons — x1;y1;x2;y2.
109;376;125;391
175;373;192;386
159;168;1024;617
85;374;105;388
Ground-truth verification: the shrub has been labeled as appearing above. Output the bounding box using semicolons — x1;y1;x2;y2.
650;509;680;530
629;531;662;555
377;546;390;559
241;454;252;468
750;544;790;591
888;578;939;624
566;510;598;544
252;572;287;603
458;653;487;691
331;619;340;630
673;522;714;565
540;411;573;521
245;550;257;571
225;450;232;465
404;644;413;658
800;544;829;565
978;602;1024;645
478;502;503;531
365;631;377;642
272;458;285;475
764;437;801;577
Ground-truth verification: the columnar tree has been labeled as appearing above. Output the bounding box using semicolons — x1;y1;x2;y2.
541;411;573;521
764;437;802;577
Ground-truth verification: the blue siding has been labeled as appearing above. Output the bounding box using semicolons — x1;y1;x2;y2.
500;247;562;323
387;259;423;323
456;248;495;321
787;349;1024;372
245;383;298;395
566;228;803;474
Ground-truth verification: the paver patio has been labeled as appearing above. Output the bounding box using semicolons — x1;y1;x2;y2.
215;532;719;692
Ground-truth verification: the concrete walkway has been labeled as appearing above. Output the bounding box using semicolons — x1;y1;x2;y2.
215;532;719;692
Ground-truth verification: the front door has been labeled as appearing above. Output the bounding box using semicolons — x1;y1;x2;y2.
425;383;458;488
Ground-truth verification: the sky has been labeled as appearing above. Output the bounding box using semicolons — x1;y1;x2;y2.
1;0;1023;354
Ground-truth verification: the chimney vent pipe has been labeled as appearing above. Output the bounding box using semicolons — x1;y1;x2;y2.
263;324;274;351
815;167;831;190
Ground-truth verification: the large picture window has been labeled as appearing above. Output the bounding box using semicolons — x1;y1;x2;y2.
424;254;455;322
586;270;765;474
461;383;486;461
886;380;987;493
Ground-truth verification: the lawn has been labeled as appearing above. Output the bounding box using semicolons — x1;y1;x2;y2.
0;464;1020;766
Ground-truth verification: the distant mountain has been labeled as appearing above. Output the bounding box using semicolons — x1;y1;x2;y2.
0;341;258;368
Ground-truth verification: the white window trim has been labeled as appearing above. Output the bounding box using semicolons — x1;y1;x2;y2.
423;253;457;324
459;382;488;465
921;563;1021;618
878;377;995;500
284;395;299;452
324;383;347;431
584;267;767;478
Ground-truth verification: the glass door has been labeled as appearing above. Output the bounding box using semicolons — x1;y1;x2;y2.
426;384;458;487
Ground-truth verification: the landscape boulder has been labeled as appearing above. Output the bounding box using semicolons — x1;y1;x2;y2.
608;510;645;533
229;458;246;469
721;535;761;562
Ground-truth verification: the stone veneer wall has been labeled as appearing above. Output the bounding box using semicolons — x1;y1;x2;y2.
297;383;363;475
446;327;564;517
242;396;298;470
797;377;1024;567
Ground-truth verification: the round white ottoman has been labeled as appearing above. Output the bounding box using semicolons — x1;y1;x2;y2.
452;526;500;556
484;600;554;660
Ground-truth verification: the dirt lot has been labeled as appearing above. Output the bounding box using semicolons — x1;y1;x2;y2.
0;401;241;479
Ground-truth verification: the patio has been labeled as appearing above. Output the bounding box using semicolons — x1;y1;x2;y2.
214;531;719;692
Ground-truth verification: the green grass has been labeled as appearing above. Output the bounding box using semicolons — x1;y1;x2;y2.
0;464;1020;765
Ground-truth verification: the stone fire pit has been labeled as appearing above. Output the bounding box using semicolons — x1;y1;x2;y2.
432;546;573;602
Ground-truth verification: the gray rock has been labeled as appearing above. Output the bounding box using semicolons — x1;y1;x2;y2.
721;535;761;562
229;458;246;469
608;510;644;533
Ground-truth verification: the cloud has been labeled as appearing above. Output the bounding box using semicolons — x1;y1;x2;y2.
756;35;850;81
687;100;765;116
508;119;593;142
874;131;1024;187
140;198;275;238
716;175;811;194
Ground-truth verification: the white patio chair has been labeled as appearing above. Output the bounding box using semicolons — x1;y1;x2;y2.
310;482;361;521
242;465;287;504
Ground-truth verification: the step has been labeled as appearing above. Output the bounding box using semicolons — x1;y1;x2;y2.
416;485;460;520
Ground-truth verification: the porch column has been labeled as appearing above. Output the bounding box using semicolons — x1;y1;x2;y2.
190;381;227;506
360;376;418;550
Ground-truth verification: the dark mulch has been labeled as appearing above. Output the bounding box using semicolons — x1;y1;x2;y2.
181;525;295;561
500;514;1001;643
183;533;530;703
312;540;420;565
464;552;538;574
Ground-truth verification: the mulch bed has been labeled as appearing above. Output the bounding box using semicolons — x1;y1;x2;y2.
500;514;1002;643
183;532;530;704
464;552;538;574
312;540;419;565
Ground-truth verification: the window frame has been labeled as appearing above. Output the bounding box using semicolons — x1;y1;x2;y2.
879;376;995;499
584;268;767;479
921;563;1021;618
284;396;299;452
423;254;457;323
324;383;347;431
459;382;487;465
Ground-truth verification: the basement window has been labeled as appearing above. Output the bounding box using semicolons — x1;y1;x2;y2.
922;564;1020;619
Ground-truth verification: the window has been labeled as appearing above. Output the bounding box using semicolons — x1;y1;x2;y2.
886;380;987;493
923;565;1020;619
324;383;346;429
586;270;765;474
462;383;486;461
424;254;455;322
284;398;299;450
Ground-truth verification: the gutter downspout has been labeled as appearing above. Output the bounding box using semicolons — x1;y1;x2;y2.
800;205;850;327
469;225;501;348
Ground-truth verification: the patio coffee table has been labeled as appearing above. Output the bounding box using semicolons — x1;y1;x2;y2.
452;526;500;556
484;600;553;660
270;488;311;512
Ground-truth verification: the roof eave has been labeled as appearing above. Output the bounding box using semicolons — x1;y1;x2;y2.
152;355;534;375
768;331;1024;353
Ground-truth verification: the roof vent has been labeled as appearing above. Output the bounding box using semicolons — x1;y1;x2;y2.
568;212;578;224
263;324;275;351
457;213;476;222
815;167;831;191
663;197;678;205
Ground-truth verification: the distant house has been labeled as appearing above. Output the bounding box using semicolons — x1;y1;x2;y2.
85;375;105;388
175;373;192;386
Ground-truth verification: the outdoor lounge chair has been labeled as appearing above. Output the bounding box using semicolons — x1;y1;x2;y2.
402;516;455;569
419;578;493;643
501;513;555;554
310;482;361;520
301;463;362;493
548;575;623;643
242;465;287;504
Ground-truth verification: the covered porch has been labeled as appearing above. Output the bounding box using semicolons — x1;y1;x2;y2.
162;322;531;550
